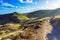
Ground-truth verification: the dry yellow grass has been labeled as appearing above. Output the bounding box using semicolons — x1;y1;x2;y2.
40;15;60;21
4;23;21;30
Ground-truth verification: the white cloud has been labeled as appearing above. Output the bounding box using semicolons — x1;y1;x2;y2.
19;0;23;3
46;0;49;4
44;0;60;9
19;0;33;3
16;5;40;13
0;0;16;8
46;4;60;9
27;0;33;3
2;3;15;7
18;0;60;10
34;2;38;5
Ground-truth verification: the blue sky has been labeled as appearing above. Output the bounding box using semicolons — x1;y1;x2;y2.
0;0;60;14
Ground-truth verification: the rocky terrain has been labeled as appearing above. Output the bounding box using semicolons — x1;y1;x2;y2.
0;15;60;40
0;8;60;40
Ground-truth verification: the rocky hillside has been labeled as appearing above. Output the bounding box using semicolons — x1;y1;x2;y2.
0;8;60;40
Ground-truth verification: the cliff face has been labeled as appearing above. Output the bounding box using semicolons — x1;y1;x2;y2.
49;18;60;40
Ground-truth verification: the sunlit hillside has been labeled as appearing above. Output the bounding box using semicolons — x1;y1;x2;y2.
0;12;29;25
0;8;60;40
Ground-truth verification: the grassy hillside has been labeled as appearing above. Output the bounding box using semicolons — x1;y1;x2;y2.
1;8;60;40
0;12;29;25
13;12;29;21
0;8;60;24
27;8;60;18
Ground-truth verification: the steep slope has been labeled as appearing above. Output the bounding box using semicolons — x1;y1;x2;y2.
49;18;60;40
0;12;29;25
